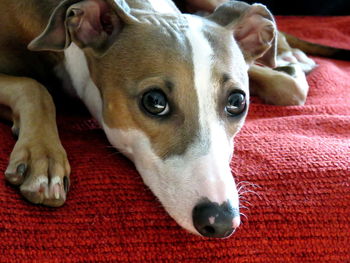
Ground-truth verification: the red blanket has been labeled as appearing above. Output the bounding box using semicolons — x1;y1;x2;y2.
0;16;349;262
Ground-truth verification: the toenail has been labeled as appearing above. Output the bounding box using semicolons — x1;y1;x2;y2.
53;184;60;199
63;176;69;193
12;127;20;138
16;164;27;177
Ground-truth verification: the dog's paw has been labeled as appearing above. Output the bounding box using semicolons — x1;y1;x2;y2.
4;137;70;207
277;49;317;74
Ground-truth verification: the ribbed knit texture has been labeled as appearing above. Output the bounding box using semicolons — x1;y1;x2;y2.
0;16;349;262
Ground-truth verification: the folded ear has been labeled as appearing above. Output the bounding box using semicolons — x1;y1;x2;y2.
207;1;277;67
28;0;136;56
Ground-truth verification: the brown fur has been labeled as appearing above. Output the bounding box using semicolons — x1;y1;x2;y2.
88;19;201;158
0;0;64;86
0;0;69;206
0;74;70;206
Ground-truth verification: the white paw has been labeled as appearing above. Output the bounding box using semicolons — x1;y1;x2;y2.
277;49;317;74
5;138;70;207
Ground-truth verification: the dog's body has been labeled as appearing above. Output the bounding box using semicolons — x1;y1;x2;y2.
0;0;324;238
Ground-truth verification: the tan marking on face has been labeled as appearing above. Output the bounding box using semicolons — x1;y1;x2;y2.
86;15;201;159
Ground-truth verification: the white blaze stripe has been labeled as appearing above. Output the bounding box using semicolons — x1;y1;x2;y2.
185;15;215;130
64;44;103;123
185;15;240;210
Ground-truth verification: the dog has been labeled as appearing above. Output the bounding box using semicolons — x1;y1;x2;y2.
0;0;343;238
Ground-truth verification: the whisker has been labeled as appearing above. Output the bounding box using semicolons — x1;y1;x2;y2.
240;212;248;222
236;181;261;189
237;185;246;193
238;189;261;197
239;204;248;210
239;199;253;207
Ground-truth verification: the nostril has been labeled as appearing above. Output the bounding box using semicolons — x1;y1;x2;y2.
199;224;234;238
192;199;239;238
203;225;216;235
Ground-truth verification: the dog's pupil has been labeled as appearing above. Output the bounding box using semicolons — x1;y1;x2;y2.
142;90;167;115
226;92;246;116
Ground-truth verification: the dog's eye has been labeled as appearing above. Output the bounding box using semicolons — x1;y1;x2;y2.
141;89;170;116
226;91;246;116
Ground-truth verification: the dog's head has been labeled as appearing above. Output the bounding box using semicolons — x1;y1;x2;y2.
29;0;276;238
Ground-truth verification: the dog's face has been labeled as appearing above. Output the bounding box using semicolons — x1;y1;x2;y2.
29;0;276;238
99;15;249;237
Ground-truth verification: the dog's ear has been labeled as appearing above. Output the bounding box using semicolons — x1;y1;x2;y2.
28;0;136;56
207;1;277;67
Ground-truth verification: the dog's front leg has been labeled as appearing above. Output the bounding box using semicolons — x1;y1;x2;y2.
248;64;309;106
0;74;70;207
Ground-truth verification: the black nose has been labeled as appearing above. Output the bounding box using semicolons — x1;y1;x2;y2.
192;200;238;238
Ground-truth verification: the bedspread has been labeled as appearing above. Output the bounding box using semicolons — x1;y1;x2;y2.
0;16;349;262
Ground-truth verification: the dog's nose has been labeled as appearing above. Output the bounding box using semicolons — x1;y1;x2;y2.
192;200;239;238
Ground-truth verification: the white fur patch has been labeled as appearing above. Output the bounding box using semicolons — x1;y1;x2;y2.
20;175;48;192
64;44;103;123
277;50;316;73
50;176;61;186
184;15;238;204
184;15;216;128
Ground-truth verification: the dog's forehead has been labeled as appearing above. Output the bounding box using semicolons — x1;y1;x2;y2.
198;17;249;88
130;12;191;50
101;11;245;79
98;14;192;79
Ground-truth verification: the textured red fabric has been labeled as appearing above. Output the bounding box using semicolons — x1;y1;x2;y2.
0;16;349;262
